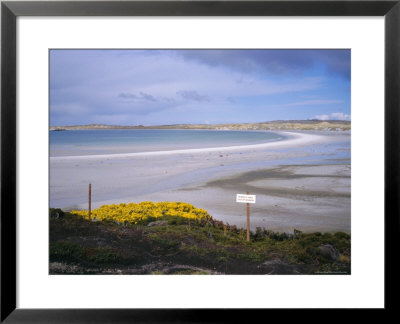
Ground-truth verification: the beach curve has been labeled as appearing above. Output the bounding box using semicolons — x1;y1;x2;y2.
50;131;327;161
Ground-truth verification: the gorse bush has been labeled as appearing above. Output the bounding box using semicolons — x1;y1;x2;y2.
71;201;213;225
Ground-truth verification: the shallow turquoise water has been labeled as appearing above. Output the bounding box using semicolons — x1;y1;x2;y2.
49;129;283;157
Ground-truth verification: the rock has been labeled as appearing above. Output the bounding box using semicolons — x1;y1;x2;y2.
260;259;297;274
262;259;286;266
49;208;64;219
260;259;316;274
206;231;214;239
147;220;168;227
318;244;339;260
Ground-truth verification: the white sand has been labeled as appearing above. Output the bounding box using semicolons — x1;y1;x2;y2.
50;131;351;233
50;131;326;161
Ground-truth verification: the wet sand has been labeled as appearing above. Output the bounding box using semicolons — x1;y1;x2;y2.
50;131;351;233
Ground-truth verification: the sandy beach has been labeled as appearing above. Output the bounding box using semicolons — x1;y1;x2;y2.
50;131;351;233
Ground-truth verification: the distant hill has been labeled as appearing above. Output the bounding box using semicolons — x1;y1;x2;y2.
50;120;351;131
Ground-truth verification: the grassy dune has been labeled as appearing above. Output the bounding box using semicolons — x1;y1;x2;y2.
50;120;351;132
49;207;350;275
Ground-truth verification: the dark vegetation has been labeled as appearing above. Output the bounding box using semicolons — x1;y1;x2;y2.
49;208;351;275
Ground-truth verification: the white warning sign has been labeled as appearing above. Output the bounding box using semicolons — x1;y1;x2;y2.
236;194;256;204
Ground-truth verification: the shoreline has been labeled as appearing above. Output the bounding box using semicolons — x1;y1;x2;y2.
50;131;328;160
50;131;350;233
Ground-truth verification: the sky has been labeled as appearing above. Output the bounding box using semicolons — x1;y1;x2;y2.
50;49;350;126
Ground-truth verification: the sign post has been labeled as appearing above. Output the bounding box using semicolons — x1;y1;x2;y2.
246;195;250;241
236;192;256;242
88;183;92;220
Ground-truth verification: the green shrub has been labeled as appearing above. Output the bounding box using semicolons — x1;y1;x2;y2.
86;247;120;264
334;232;350;240
50;241;85;261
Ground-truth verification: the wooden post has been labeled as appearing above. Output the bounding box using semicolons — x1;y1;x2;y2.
246;192;250;242
88;183;92;220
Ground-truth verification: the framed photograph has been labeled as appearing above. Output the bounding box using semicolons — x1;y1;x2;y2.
1;0;398;321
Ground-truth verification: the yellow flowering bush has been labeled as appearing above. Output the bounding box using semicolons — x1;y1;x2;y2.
71;201;213;225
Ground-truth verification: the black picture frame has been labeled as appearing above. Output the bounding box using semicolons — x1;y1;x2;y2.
1;0;399;322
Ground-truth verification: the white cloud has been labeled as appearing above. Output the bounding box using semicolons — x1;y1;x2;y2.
284;99;343;107
313;112;351;121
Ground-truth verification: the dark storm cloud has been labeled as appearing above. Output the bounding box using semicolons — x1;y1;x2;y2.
179;49;350;79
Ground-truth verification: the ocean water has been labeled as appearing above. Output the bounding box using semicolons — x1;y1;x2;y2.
49;129;284;157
